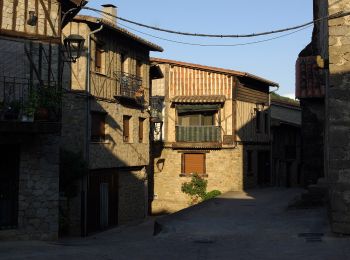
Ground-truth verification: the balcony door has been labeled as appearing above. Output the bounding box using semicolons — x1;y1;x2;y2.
0;145;20;230
178;111;215;126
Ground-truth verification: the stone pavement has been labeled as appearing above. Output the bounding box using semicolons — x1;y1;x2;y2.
1;188;350;260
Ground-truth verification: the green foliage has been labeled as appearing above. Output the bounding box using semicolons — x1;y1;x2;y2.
59;149;88;198
23;91;39;116
203;190;222;200
271;92;299;106
181;174;208;200
181;174;221;204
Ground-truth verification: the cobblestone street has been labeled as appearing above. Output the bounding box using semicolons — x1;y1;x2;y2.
1;188;350;260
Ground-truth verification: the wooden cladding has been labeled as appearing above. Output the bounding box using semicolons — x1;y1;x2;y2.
0;0;61;38
169;66;234;99
236;85;269;104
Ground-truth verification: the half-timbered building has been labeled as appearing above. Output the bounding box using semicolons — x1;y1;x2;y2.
61;6;163;235
150;58;278;213
0;0;86;240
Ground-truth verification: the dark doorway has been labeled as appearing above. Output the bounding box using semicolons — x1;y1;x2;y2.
87;169;118;234
258;151;271;186
286;162;292;188
0;145;20;230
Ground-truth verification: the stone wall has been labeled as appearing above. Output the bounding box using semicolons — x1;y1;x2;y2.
300;99;325;185
0;134;60;240
326;0;350;234
152;146;243;214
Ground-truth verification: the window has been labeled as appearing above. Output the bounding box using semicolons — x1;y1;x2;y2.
256;109;262;133
247;150;253;176
123;115;131;142
178;111;215;126
136;60;143;78
91;112;106;142
182;153;205;175
95;44;103;73
264;112;269;134
138;117;145;143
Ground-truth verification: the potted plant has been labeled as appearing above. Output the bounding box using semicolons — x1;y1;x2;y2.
4;100;21;120
22;91;38;122
35;86;61;121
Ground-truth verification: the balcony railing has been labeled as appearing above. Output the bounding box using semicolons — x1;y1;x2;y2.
176;125;221;142
0;76;60;122
113;71;143;100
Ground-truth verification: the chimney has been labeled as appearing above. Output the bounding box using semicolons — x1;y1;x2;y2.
101;4;117;25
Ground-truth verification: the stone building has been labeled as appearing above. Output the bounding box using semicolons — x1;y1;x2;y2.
270;98;301;187
150;58;278;214
61;7;163;235
0;0;85;240
296;0;350;234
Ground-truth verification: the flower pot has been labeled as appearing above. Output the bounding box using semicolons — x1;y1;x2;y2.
35;107;49;121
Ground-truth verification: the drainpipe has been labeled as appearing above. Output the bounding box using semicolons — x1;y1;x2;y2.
82;23;104;237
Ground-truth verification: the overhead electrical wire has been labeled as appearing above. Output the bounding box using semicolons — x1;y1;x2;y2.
83;6;349;38
94;10;313;47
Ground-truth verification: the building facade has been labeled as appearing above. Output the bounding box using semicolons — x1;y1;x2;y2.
150;58;278;214
61;8;163;235
0;0;85;240
270;98;301;187
297;0;350;234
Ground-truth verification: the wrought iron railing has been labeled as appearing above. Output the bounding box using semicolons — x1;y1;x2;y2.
0;76;60;122
113;71;143;100
176;125;221;142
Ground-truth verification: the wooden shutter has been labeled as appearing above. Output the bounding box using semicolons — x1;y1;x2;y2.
138;118;144;143
123;116;130;142
95;44;102;72
183;153;205;175
91;112;106;141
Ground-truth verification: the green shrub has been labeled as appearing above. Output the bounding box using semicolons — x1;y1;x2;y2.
203;190;222;201
181;174;221;205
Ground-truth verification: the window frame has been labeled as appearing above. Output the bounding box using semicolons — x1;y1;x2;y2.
255;109;262;133
138;117;145;143
91;111;107;142
95;43;104;73
181;153;206;176
123;115;131;143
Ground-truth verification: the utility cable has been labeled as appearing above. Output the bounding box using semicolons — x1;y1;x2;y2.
83;6;348;38
101;14;313;47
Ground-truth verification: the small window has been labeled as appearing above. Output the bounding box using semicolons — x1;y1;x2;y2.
123;115;131;142
264;112;269;134
247;150;253;176
182;153;205;175
136;60;143;78
91;112;106;142
256;109;262;133
138;117;145;143
95;44;103;73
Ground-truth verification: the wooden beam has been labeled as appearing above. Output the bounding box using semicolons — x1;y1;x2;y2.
35;0;39;34
24;0;28;33
0;29;61;43
0;0;3;29
12;0;18;31
39;0;57;36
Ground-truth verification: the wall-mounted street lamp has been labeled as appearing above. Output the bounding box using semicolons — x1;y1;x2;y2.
63;34;85;63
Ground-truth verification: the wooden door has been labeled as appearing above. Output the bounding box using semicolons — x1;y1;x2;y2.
0;145;20;229
258;151;271;186
87;169;118;234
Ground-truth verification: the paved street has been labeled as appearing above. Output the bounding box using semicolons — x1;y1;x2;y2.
1;188;350;260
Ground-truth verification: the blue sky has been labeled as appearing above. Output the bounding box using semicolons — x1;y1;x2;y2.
81;1;313;98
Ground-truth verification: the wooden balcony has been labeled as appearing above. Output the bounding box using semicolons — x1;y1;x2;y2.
175;125;221;143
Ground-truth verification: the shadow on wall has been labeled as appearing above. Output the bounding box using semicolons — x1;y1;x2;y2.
60;62;151;237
